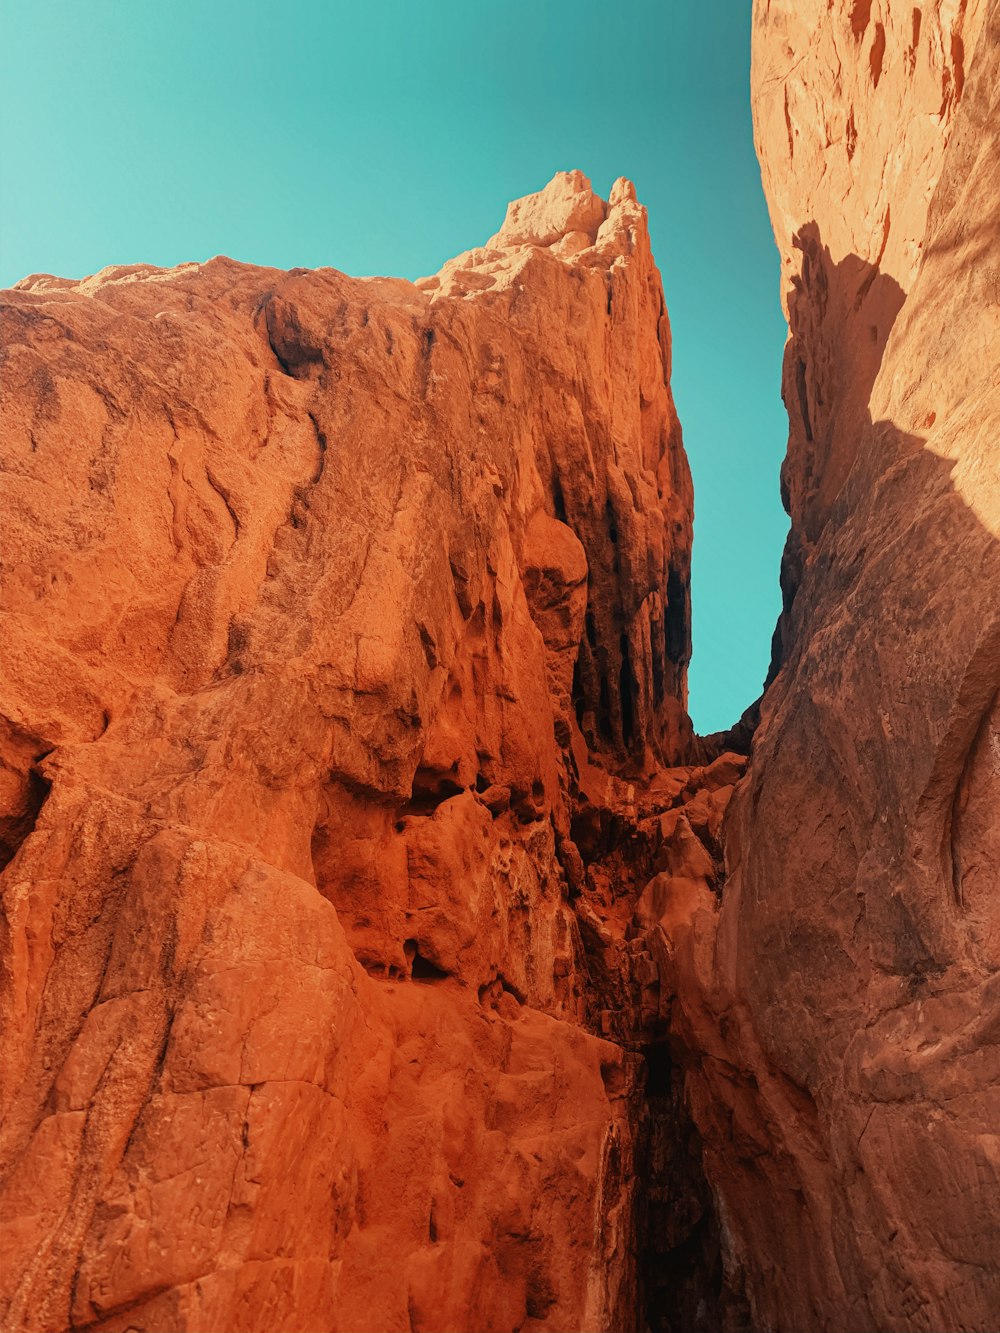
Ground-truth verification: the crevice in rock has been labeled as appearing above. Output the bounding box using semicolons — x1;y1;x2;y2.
869;21;886;87
564;730;757;1328
606;498;619;546
665;566;689;666
572;656;587;727
636;1043;752;1333
620;634;636;749
951;30;965;102
0;763;50;873
794;356;813;442
552;474;568;523
652;630;666;705
306;412;329;485
910;7;922;55
598;671;614;742
260;295;325;379
0;723;54;874
850;0;872;38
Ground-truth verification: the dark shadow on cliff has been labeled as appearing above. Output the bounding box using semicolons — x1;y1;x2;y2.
766;223;907;673
659;202;1000;1329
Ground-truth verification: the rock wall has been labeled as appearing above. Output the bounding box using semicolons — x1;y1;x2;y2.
3;5;999;1328
0;174;701;1333
644;4;1000;1331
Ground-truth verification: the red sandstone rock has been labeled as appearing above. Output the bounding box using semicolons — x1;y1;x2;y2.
644;4;1000;1330
4;8;999;1328
0;173;691;1333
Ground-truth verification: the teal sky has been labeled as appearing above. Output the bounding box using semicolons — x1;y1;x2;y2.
0;1;789;735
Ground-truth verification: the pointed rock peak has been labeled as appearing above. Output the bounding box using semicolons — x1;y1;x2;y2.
609;176;637;205
420;171;649;299
489;169;609;249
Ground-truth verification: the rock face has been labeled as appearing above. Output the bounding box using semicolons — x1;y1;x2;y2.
0;173;702;1333
651;3;1000;1330
2;5;999;1329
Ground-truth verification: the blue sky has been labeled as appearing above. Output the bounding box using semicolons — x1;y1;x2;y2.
1;0;789;734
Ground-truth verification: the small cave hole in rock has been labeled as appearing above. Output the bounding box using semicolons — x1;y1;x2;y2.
606;498;619;545
600;1058;627;1097
499;973;526;1003
404;766;465;815
552;475;568;523
403;939;450;983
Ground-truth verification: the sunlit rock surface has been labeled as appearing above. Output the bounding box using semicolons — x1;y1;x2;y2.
0;173;701;1333
656;4;1000;1330
2;2;999;1325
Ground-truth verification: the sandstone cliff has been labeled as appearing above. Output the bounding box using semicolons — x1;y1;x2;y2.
2;3;999;1330
655;2;1000;1329
1;173;710;1333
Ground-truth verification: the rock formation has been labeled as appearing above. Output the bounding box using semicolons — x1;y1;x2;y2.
1;172;706;1333
2;3;999;1331
666;2;1000;1329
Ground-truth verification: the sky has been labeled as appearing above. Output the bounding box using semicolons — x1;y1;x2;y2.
0;0;790;734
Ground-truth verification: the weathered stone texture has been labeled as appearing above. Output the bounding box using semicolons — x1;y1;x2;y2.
654;5;1000;1330
0;173;692;1333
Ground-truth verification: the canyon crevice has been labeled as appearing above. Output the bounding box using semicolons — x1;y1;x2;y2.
2;2;999;1332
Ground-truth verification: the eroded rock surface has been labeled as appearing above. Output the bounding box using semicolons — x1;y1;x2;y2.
3;5;999;1328
647;4;1000;1331
0;173;701;1333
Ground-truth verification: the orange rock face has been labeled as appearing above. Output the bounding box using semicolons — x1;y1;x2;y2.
3;6;999;1328
647;4;1000;1331
0;173;701;1333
